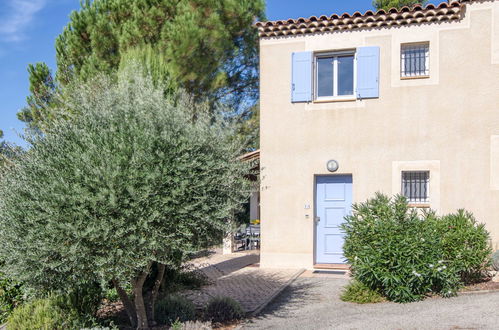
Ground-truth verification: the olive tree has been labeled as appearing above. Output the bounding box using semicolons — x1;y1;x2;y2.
0;68;252;328
0;131;22;171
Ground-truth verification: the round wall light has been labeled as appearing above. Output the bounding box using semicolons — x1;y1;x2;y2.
327;160;339;172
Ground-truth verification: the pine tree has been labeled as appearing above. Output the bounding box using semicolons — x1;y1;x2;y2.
20;0;265;132
236;104;260;151
373;0;429;11
17;63;57;131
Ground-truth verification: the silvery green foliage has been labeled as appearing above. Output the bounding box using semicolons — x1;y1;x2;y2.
0;68;252;293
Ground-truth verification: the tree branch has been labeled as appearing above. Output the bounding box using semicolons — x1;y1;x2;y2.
149;263;166;323
112;278;137;328
133;262;152;329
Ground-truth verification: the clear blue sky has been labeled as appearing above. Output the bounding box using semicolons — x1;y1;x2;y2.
0;0;442;147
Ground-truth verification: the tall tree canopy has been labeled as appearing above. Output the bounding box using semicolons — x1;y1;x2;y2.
0;130;17;169
0;130;4;165
1;68;252;328
0;129;22;169
17;63;57;132
373;0;428;11
20;0;265;131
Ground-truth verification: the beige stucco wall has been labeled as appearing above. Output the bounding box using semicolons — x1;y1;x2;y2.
259;1;499;269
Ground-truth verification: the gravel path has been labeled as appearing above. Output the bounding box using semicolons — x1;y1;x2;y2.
243;276;499;330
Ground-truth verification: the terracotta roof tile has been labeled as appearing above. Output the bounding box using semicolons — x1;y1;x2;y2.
256;1;481;38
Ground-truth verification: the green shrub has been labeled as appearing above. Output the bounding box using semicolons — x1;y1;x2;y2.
205;296;243;324
160;264;210;295
341;193;490;303
61;281;103;318
0;271;24;323
175;267;210;290
154;295;196;326
171;319;183;330
103;287;119;303
7;296;79;330
492;250;499;271
170;320;212;330
435;210;491;283
340;280;385;304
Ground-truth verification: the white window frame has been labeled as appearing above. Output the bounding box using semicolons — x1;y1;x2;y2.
314;50;357;101
400;42;430;78
401;170;430;205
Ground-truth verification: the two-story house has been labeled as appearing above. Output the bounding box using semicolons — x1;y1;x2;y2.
256;0;499;269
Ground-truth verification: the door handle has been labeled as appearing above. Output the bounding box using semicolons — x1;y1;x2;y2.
315;217;320;223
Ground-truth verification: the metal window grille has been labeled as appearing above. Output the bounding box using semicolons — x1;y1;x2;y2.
401;43;429;77
401;171;430;203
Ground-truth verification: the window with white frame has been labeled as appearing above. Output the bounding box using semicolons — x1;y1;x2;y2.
401;43;429;78
315;51;356;100
401;171;430;203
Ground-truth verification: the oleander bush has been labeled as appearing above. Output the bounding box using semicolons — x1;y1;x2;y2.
435;210;491;283
205;296;243;323
154;295;196;326
340;280;385;304
341;193;491;303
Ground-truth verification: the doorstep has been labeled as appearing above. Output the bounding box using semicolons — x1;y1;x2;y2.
314;263;350;270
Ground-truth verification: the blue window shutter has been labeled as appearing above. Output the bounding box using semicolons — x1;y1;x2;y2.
356;46;380;99
291;51;313;103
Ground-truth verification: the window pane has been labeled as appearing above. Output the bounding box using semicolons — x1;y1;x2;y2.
317;57;334;97
401;171;430;203
338;55;354;96
401;43;429;77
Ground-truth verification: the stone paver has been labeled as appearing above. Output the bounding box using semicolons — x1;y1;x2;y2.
183;250;301;314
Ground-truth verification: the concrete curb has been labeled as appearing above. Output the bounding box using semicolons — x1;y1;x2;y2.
460;288;499;295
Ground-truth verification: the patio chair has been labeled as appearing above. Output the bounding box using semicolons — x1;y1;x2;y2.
247;224;260;250
233;226;247;251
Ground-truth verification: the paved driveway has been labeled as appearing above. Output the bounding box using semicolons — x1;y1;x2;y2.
243;276;499;330
183;250;302;314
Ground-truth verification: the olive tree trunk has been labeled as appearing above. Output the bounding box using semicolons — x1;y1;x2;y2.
133;268;150;329
113;262;167;329
113;279;137;328
147;263;166;323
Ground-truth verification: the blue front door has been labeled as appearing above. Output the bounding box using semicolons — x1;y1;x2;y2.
315;175;352;264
